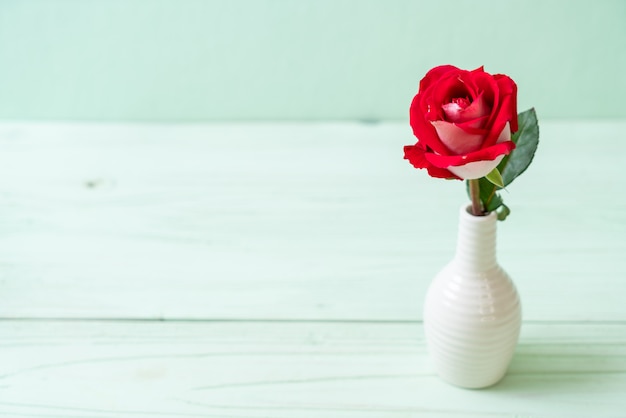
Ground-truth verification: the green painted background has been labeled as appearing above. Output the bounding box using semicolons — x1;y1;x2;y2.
0;0;624;122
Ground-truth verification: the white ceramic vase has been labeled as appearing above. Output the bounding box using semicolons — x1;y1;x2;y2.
423;204;521;389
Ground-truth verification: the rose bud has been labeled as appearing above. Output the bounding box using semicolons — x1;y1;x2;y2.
404;65;518;180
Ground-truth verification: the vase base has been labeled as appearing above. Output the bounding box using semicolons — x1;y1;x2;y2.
436;369;509;389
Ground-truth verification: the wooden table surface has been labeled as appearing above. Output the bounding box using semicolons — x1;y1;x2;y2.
0;121;625;417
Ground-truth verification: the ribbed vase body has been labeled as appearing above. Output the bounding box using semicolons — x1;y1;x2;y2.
423;205;521;388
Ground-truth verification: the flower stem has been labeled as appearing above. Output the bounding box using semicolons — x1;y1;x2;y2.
468;179;484;216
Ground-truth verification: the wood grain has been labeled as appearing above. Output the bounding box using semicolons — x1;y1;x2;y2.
0;320;624;417
0;121;625;321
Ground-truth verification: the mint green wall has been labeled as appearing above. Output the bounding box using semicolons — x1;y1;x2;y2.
0;0;624;122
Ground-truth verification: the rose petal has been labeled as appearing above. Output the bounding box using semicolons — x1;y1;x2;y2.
496;122;511;143
424;141;516;169
448;155;505;180
403;144;429;168
482;104;513;148
477;75;517;147
472;71;499;125
431;120;484;155
458;93;490;123
441;102;464;123
419;65;460;93
456;115;490;130
409;93;451;156
432;80;466;115
495;74;518;132
403;144;458;179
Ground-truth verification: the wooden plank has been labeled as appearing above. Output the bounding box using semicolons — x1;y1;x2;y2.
0;320;624;417
0;121;625;320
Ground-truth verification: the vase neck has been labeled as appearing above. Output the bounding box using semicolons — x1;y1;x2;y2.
453;205;498;271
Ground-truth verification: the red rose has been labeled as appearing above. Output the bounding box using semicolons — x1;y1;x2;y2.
404;65;518;180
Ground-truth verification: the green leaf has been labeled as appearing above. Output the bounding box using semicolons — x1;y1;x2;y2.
500;108;540;187
485;167;504;188
464;108;539;218
479;176;503;212
496;204;511;221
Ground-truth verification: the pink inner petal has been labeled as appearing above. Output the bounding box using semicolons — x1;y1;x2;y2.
442;102;464;122
496;122;511;143
457;115;490;130
442;93;491;128
448;155;505;180
458;93;490;122
431;120;484;155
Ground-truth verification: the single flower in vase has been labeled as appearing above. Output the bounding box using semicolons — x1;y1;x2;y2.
403;65;539;388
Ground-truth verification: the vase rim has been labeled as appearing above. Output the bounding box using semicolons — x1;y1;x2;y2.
461;204;497;221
